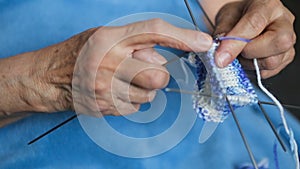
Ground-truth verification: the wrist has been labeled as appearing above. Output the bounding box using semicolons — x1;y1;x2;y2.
34;27;99;112
0;27;98;116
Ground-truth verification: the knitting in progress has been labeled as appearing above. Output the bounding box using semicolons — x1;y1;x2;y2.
190;36;299;169
191;38;257;123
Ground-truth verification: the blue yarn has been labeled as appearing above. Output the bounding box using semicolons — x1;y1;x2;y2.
195;55;207;90
218;36;252;43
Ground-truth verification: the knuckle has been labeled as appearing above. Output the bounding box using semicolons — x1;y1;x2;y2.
95;81;110;94
95;73;112;94
286;9;295;22
286;48;295;64
275;32;296;52
290;13;295;22
260;70;274;79
91;27;111;42
282;5;295;22
146;69;170;89
290;48;296;58
147;18;166;33
263;56;281;70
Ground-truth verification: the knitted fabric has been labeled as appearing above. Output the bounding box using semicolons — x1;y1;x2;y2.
191;41;258;122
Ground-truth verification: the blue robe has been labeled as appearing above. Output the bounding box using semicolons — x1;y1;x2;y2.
0;0;299;168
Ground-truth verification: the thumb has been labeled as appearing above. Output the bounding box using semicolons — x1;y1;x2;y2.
215;1;276;68
213;2;246;67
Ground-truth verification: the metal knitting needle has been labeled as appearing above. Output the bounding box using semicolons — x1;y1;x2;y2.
258;101;287;152
28;114;78;145
184;0;200;31
165;88;300;110
165;88;212;97
226;96;259;169
165;87;294;152
30;0;299;148
183;0;290;155
27;51;189;145
184;0;215;31
197;0;215;30
163;52;189;66
260;101;300;110
27;0;195;145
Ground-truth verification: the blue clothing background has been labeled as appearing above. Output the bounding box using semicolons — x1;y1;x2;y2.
0;0;299;169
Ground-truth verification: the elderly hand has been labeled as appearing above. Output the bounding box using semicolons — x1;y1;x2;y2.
214;0;296;78
71;19;212;116
0;19;212;120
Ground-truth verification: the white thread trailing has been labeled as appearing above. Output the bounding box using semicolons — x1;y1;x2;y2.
253;58;299;169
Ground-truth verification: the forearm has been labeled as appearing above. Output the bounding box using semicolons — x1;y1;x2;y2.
0;27;98;118
200;0;243;25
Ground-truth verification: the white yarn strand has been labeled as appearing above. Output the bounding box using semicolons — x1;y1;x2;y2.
253;58;299;169
253;59;289;134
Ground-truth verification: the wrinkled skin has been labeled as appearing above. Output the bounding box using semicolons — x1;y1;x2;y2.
0;0;296;125
72;19;212;116
0;19;212;120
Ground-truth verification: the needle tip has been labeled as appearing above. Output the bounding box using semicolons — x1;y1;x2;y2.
164;88;171;92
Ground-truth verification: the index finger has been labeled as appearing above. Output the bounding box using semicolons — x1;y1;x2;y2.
215;0;283;67
120;19;213;52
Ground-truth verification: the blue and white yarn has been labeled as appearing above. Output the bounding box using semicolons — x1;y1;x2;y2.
190;36;299;168
191;40;257;122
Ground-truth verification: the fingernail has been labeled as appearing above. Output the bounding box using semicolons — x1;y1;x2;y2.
148;90;156;102
153;55;167;65
195;33;212;51
201;34;213;49
216;52;231;67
